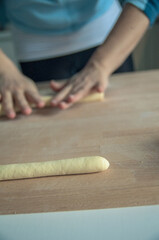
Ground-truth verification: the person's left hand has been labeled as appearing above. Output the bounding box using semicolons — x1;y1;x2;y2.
50;60;109;109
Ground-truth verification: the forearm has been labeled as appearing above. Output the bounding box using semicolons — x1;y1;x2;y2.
0;49;19;75
89;3;149;75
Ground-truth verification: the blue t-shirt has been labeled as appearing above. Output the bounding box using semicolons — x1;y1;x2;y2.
0;0;159;35
4;0;113;35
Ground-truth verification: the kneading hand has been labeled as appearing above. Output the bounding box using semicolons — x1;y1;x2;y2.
0;50;45;119
50;60;109;109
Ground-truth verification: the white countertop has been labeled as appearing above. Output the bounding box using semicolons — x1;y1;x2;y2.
0;205;159;240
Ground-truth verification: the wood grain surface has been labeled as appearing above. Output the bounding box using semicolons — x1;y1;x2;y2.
0;70;159;215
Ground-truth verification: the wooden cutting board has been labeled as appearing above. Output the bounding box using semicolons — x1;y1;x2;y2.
0;70;159;215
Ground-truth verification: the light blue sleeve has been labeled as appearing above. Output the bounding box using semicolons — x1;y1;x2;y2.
119;0;159;25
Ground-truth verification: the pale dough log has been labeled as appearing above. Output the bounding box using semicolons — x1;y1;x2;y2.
0;92;104;116
0;156;109;181
42;92;104;106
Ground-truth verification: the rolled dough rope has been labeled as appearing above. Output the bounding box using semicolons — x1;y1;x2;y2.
0;92;104;116
0;156;109;181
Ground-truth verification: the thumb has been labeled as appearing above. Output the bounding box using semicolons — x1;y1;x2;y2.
96;79;109;93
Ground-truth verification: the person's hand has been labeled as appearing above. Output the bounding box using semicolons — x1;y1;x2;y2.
50;60;109;109
50;2;150;111
0;57;45;119
0;49;45;119
0;71;45;119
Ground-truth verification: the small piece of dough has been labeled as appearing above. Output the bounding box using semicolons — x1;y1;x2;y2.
0;92;104;116
0;156;109;181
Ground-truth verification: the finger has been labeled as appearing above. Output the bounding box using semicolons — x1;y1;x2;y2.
51;85;72;106
59;88;89;109
50;80;67;92
96;80;108;93
66;83;92;103
13;91;32;115
0;93;2;102
58;101;73;110
2;91;16;119
25;90;45;108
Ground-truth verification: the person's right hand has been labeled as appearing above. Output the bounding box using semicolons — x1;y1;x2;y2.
0;51;44;119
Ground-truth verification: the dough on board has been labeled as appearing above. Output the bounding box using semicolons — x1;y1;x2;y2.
0;92;104;116
0;156;109;181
